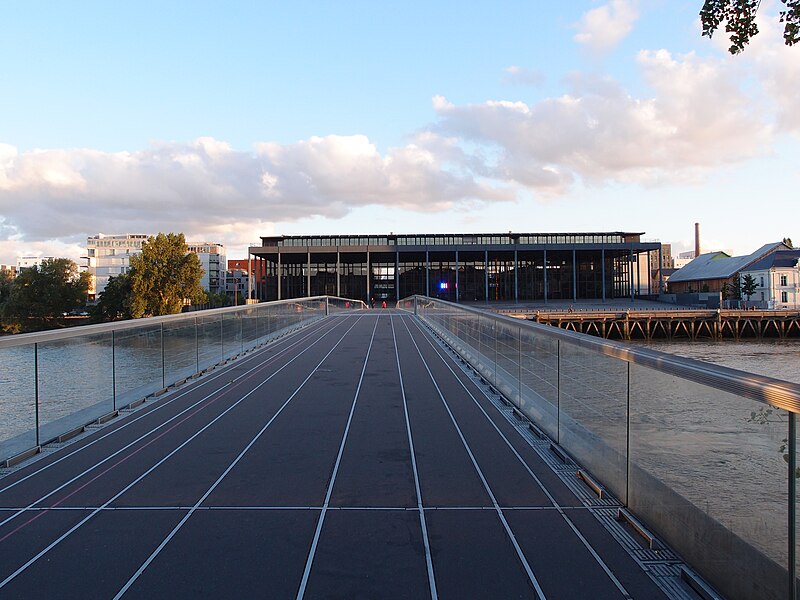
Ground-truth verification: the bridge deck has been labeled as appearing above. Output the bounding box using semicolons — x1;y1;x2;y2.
0;312;671;599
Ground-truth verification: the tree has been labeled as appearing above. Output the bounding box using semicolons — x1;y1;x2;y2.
700;0;800;54
91;273;132;322
129;233;205;317
1;259;90;332
0;269;12;307
741;273;758;302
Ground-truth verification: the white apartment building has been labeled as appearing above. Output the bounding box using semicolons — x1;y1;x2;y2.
740;250;800;308
186;242;226;295
16;256;57;273
86;234;226;299
84;234;148;299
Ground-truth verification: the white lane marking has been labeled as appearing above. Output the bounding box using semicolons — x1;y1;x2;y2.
0;317;363;591
408;316;633;600
390;313;438;600
0;316;339;497
294;316;380;600
399;316;548;600
113;314;371;600
0;317;345;534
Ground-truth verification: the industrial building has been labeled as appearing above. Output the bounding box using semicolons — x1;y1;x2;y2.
249;232;662;304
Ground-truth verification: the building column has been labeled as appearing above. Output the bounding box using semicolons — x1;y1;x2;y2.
307;250;311;297
277;251;282;300
394;249;399;301
485;249;489;303
455;250;459;303
425;250;430;297
630;248;635;303
336;250;341;297
514;250;519;304
572;249;577;302
658;246;663;294
601;248;606;303
366;248;371;304
543;249;548;304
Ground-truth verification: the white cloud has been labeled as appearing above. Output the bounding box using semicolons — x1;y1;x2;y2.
0;134;514;263
432;49;771;188
574;0;640;53
502;66;545;86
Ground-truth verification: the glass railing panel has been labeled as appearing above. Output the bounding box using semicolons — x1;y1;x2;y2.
796;420;799;598
163;319;198;384
0;344;37;461
558;342;628;500
114;325;164;404
495;319;520;404
630;363;789;600
260;304;278;340
221;312;242;360
38;332;114;443
479;316;496;376
196;314;223;372
241;306;259;351
518;329;559;439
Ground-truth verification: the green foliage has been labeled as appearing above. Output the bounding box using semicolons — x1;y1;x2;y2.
700;0;800;54
722;280;740;301
204;291;231;309
129;233;205;317
0;269;12;306
1;258;89;332
91;273;133;322
740;273;758;299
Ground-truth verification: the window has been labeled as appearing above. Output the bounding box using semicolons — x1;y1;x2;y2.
760;276;764;287
782;291;788;303
781;275;788;286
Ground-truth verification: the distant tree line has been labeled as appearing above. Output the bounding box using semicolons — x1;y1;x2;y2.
0;259;91;333
1;233;215;334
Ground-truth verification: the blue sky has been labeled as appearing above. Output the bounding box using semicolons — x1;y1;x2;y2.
0;0;797;264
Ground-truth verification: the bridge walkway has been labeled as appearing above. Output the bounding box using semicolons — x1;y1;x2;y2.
0;311;672;599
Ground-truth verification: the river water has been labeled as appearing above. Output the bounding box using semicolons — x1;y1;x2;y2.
632;338;800;384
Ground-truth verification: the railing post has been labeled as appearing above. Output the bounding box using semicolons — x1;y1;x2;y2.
325;297;330;316
556;339;560;445
517;325;522;409
160;322;165;389
626;362;631;507
34;342;40;448
790;412;797;600
493;318;498;387
195;316;199;372
112;330;116;411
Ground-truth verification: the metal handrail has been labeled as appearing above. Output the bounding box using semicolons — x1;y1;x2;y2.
0;296;367;349
408;295;800;414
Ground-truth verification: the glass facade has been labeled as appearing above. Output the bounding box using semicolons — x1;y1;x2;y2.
251;232;656;304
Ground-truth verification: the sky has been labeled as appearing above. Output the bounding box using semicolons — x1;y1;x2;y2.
1;0;798;265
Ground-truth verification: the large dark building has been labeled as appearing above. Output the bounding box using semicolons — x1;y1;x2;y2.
249;232;662;304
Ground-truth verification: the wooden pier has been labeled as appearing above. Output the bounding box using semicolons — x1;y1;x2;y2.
503;309;800;341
